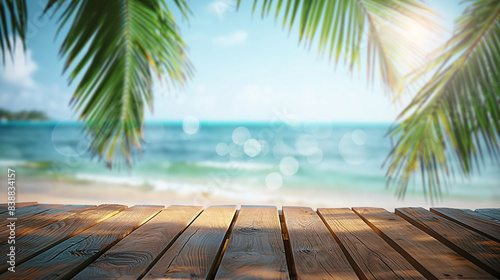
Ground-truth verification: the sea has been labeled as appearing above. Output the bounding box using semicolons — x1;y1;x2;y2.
0;121;499;204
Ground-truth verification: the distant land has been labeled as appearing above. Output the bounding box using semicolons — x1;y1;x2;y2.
0;109;50;121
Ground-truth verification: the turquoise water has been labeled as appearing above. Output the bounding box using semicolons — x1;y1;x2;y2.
0;121;499;201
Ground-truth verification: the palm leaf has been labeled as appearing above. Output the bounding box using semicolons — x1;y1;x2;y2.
0;0;27;62
386;0;500;200
237;0;441;93
45;0;193;168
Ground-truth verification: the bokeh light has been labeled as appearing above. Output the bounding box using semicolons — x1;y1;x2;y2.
266;172;283;190
215;142;229;156
296;134;318;156
182;116;199;135
243;139;261;157
280;156;299;175
232;126;250;145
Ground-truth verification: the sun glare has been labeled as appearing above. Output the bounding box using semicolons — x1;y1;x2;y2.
402;20;440;56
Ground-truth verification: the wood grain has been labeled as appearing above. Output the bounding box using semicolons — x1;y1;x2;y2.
0;202;37;214
475;209;500;222
396;207;500;278
431;208;500;243
283;207;357;280
0;204;61;220
73;206;203;279
144;206;236;280
354;207;494;280
460;209;500;224
0;205;162;280
0;205;95;243
318;208;425;280
216;206;289;279
1;203;497;279
0;204;125;274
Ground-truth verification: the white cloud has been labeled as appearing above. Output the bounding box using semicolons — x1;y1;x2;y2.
208;0;235;20
0;37;38;88
213;31;248;47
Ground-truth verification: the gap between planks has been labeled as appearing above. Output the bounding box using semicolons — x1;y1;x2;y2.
280;210;297;280
5;204;498;280
134;207;205;280
206;209;240;280
0;206;162;280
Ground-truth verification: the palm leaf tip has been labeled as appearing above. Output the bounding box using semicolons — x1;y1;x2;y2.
47;0;193;168
387;0;500;199
0;0;27;62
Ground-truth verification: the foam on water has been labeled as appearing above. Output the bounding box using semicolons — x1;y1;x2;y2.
0;122;498;202
0;160;28;166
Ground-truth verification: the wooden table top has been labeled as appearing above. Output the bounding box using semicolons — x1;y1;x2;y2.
0;202;498;279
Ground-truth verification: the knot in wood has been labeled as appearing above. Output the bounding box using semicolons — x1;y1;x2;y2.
298;248;314;253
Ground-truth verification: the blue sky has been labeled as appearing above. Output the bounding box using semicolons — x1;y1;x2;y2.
0;0;464;122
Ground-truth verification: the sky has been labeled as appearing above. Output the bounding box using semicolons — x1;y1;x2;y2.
0;0;464;123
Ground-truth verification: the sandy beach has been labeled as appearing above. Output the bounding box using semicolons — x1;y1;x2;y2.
3;176;498;212
2;123;498;212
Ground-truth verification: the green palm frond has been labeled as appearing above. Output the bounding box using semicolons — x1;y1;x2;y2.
46;0;193;168
237;0;440;93
386;0;500;200
0;0;27;61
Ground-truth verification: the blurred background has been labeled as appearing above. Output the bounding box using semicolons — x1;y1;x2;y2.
0;0;498;209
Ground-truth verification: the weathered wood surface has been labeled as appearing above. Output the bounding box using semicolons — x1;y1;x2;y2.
0;204;61;220
284;206;357;280
144;206;237;279
0;204;95;243
475;209;500;223
0;206;162;280
461;209;500;224
73;206;203;280
354;207;494;280
1;203;499;279
0;202;37;214
216;206;289;280
318;208;425;280
431;207;500;243
397;207;500;278
0;204;126;274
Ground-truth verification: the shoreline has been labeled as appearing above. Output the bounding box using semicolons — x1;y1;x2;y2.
2;176;498;211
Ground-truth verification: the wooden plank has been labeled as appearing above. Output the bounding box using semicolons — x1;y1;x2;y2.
279;210;296;279
0;201;37;207
396;207;500;278
0;204;126;274
0;205;162;280
283;207;357;280
0;202;37;214
0;205;95;243
475;209;500;221
318;208;425;280
143;206;236;279
431;208;500;243
73;206;203;280
0;204;61;220
215;206;289;280
354;207;494;280
461;209;500;224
